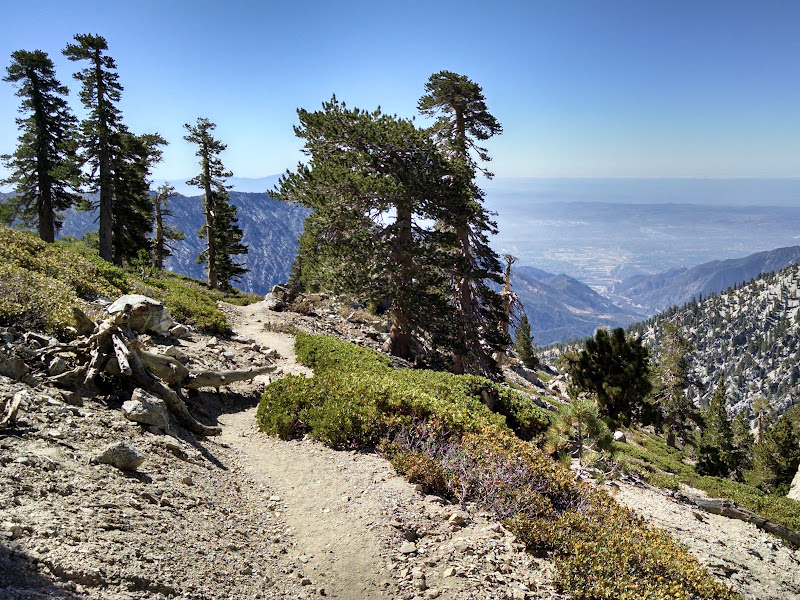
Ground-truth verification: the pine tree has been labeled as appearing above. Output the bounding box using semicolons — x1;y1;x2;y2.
731;409;754;475
567;328;651;423
649;322;700;447
63;34;124;262
184;118;247;290
514;314;538;370
418;71;507;376
748;412;800;494
544;400;612;466
2;49;80;242
697;379;736;477
276;97;458;360
152;183;184;270
110;131;167;265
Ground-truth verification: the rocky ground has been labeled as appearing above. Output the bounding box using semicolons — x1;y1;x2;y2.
0;297;798;599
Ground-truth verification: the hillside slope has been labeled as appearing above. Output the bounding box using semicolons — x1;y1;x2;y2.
610;246;800;314
631;264;800;415
513;266;641;344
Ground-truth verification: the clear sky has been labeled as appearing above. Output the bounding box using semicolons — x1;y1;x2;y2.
1;0;799;183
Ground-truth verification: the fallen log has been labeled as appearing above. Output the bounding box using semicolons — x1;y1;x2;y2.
693;497;800;547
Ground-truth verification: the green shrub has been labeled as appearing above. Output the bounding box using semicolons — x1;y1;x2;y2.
0;226;237;336
0;265;75;334
294;332;392;374
256;334;740;599
144;277;229;334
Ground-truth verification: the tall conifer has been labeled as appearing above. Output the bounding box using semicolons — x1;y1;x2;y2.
2;50;80;242
418;71;507;376
152;183;184;270
63;34;124;262
184;118;247;289
276;98;458;359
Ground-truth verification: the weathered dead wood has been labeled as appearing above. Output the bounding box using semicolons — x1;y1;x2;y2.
0;391;24;429
125;347;220;436
184;365;276;390
43;304;274;437
112;333;132;376
693;498;800;547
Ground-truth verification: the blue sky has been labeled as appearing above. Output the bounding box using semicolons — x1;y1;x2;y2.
1;0;799;183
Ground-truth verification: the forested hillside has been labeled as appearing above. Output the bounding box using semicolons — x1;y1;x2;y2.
58;191;309;295
631;264;800;415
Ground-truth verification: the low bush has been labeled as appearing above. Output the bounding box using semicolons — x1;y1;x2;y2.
260;334;549;446
0;225;238;336
385;425;737;600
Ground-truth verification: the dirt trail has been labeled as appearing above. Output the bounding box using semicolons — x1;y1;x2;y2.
217;301;554;600
219;302;411;599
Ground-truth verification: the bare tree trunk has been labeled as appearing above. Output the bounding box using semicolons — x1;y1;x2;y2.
389;206;414;359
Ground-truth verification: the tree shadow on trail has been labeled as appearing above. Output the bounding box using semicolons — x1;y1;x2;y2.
0;542;85;600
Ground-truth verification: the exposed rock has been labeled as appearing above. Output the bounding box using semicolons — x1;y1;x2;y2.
399;541;417;554
94;441;146;471
164;345;190;365
122;389;170;431
0;351;29;381
106;294;175;335
264;293;287;312
788;466;800;501
169;324;189;339
613;431;627;443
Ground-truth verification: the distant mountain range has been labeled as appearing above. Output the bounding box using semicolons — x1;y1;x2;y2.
511;266;641;345
59;191;309;296
608;246;800;314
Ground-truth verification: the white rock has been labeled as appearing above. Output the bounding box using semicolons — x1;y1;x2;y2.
613;430;627;443
788;466;800;501
122;389;169;431
399;541;417;554
106;295;175;335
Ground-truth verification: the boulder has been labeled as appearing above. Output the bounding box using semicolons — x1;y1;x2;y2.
106;295;175;335
122;389;169;431
94;441;146;471
788;466;800;501
613;430;627;443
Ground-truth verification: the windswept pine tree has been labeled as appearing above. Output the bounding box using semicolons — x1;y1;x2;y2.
2;49;80;242
276;98;460;359
152;183;184;270
418;71;507;376
63;33;124;262
184;118;247;290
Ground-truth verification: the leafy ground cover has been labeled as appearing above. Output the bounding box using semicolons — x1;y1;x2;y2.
615;428;800;533
0;225;258;335
258;334;739;599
